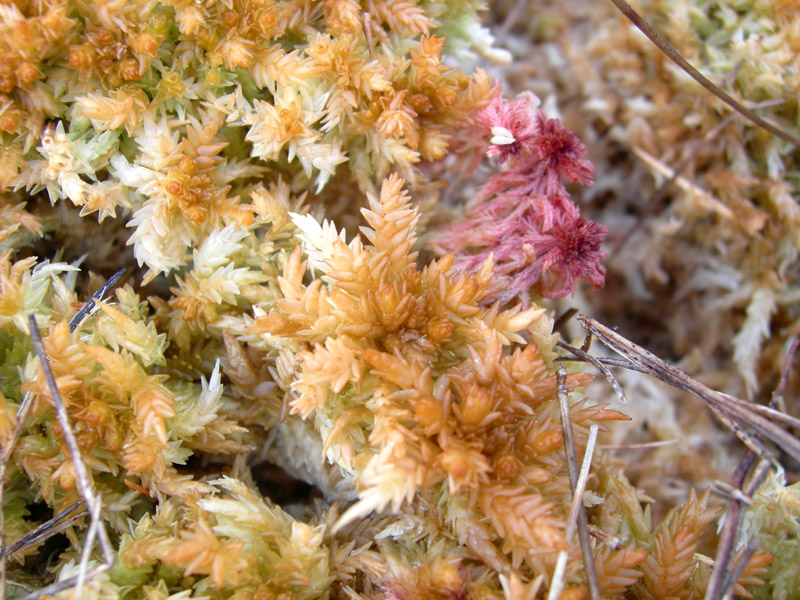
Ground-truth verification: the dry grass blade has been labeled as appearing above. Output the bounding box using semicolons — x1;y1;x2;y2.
565;424;599;542
577;315;800;461
0;269;124;600
557;368;601;600
25;315;114;600
606;0;800;146
545;550;569;600
600;439;679;451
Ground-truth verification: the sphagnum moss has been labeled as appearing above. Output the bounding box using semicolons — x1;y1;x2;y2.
0;1;797;599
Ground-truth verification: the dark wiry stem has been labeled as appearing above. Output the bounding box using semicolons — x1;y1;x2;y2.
706;338;799;600
606;0;800;146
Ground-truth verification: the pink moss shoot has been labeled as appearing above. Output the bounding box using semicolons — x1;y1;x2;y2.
435;91;607;305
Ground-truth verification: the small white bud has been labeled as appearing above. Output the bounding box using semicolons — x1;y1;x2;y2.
490;126;516;146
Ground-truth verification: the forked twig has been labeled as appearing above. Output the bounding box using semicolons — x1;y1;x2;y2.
607;0;800;146
577;315;800;462
557;368;601;600
704;453;767;600
573;315;797;599
557;339;628;403
0;269;124;600
705;338;798;600
23;315;114;600
557;354;645;373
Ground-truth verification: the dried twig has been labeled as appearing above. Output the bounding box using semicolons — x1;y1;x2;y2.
557;339;628;403
0;269;124;600
705;338;798;600
553;307;579;334
773;338;799;408
24;315;114;600
577;315;800;461
720;544;759;600
557;353;646;373
563;316;798;599
565;425;599;542
6;580;34;593
710;480;754;506
67;268;126;331
18;564;111;600
557;368;601;600
1;502;86;559
606;0;800;146
704;453;772;600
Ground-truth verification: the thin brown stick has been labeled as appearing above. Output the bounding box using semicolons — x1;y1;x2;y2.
721;544;759;600
773;338;799;407
606;0;800;146
496;0;529;43
557;368;601;600
19;564;111;600
556;354;646;373
557;339;628;403
0;270;124;600
1;502;86;559
7;580;34;593
577;315;800;460
703;453;757;600
553;308;579;334
706;340;800;599
27;315;114;598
